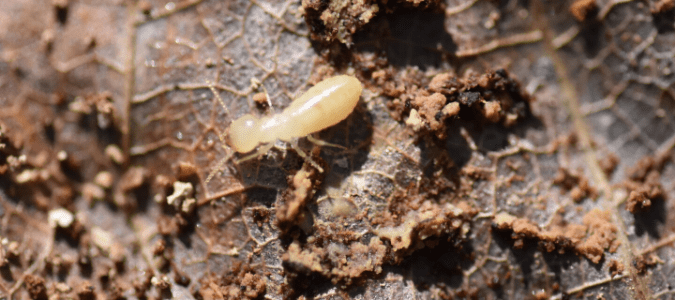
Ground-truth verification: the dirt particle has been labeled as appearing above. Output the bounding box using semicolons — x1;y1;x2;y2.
405;109;424;132
493;209;619;263
578;209;619;263
412;92;447;131
119;166;147;192
67;92;117;129
303;0;380;45
375;202;470;259
48;207;75;228
329;197;357;218
45;254;74;277
569;0;597;21
82;183;105;204
25;274;48;300
283;236;387;285
166;181;196;213
177;161;198;180
174;266;191;286
626;189;653;213
52;0;69;24
553;167;580;190
441;102;460;118
0;244;8;268
483;100;501;122
157;215;180;236
251;207;270;227
598;152;619;177
623;155;666;213
132;269;153;297
69;97;92;114
151;275;171;290
553;167;597;202
57;151;81;181
533;289;549;300
197;263;267;299
7;241;21;259
138;0;152;15
634;253;661;274
627;154;669;182
94;171;114;189
252;92;268;106
240;272;266;298
608;259;624;277
428;73;454;93
152;239;166;257
107;282;125;300
78;281;96;300
651;0;675;13
92;92;116;129
15;169;49;184
277;165;319;231
104;144;125;165
90;226;114;253
109;242;126;271
114;166;148;212
55;282;72;293
395;69;532;138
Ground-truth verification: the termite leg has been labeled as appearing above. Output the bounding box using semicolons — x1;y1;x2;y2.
307;134;347;150
289;139;324;173
234;142;274;164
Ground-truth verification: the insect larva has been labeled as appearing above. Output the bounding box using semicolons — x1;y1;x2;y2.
206;75;362;183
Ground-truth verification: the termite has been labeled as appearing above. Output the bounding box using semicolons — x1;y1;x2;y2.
205;75;363;183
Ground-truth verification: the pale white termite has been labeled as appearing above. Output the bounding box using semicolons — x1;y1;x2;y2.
205;75;363;183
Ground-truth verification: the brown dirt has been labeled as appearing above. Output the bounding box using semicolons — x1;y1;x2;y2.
569;0;598;21
493;209;620;263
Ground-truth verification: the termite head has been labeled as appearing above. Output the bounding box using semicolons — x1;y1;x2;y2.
227;114;259;153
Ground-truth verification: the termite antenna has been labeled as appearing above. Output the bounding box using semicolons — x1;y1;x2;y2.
205;79;235;183
205;149;234;184
206;80;230;116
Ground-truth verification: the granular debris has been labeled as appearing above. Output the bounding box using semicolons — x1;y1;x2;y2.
276;164;320;231
569;0;597;21
374;201;472;260
283;236;388;285
608;259;624;277
281;198;473;285
598;152;619;177
493;209;619;263
552;167;597;202
303;0;379;45
114;166;148;213
76;281;96;300
67;91;118;130
622;155;667;213
25;274;48;300
197;263;266;300
633;253;662;275
651;0;675;13
386;69;533;138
